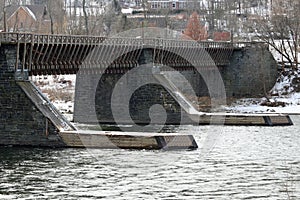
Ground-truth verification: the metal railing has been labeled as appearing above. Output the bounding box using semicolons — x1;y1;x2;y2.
0;32;242;75
0;32;237;48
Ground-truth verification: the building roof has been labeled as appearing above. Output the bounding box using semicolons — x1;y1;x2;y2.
6;5;50;21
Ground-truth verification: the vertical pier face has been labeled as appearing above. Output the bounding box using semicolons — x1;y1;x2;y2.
74;48;194;125
74;44;279;125
221;45;278;98
0;44;65;147
74;69;193;125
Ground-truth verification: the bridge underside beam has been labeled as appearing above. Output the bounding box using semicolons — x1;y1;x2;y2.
17;44;233;76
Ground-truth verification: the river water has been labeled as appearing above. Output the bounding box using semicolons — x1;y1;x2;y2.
0;116;299;200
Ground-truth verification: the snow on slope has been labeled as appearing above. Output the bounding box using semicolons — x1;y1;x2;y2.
224;42;300;114
224;68;300;114
30;75;76;121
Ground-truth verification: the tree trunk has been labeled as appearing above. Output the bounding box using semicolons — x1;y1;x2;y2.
49;11;54;34
82;0;89;35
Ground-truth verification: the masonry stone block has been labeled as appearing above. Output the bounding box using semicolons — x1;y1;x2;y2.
74;44;278;124
0;44;65;147
221;44;277;97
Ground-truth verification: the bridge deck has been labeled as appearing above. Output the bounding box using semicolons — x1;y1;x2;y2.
0;32;241;75
0;32;236;47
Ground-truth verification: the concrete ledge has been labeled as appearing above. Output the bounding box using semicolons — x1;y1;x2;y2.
59;130;198;150
195;114;293;126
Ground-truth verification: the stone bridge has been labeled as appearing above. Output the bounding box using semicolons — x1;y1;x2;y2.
0;32;279;141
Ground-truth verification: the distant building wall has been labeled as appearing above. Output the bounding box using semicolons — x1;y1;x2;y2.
213;31;231;41
7;6;51;33
7;7;36;32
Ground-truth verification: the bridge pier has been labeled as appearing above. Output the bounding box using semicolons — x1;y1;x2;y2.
0;44;66;147
1;33;284;148
74;44;279;125
222;44;278;97
74;47;222;125
74;58;196;125
0;33;282;127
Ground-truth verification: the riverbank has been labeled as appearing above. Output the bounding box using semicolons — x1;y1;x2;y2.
224;69;300;114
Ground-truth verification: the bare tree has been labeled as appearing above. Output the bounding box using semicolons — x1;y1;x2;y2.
101;0;123;36
251;0;300;70
82;0;89;35
65;0;82;34
46;0;66;34
88;7;104;35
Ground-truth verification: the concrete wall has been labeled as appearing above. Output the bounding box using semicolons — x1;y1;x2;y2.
0;45;65;147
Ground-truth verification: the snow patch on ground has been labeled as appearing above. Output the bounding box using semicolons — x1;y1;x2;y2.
31;75;76;120
224;98;300;114
224;68;300;114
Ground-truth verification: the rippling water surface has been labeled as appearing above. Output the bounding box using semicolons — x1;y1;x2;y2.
1;116;300;199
